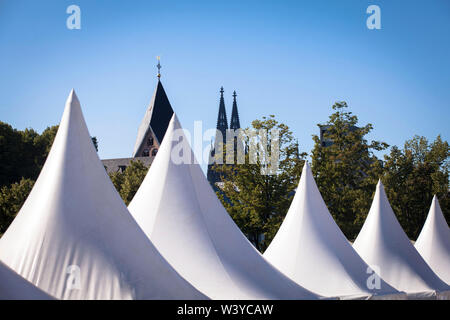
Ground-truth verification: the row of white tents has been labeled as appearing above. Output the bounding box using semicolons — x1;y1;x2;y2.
0;90;449;299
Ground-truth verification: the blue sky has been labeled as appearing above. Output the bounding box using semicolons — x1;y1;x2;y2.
1;0;449;170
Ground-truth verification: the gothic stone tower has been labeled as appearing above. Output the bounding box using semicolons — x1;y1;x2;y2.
207;87;242;188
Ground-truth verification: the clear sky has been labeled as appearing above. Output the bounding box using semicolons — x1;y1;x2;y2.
1;0;449;171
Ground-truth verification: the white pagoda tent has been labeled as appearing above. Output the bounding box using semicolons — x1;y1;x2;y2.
353;181;450;298
128;115;319;300
415;196;450;285
0;90;206;300
263;162;401;299
0;260;54;300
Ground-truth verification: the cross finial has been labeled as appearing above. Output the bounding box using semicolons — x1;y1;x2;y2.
156;56;161;79
220;86;224;96
233;90;237;100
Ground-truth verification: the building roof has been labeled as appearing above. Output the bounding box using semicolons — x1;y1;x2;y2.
132;80;174;157
101;157;153;174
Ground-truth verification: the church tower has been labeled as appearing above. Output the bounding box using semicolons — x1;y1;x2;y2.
132;58;174;158
229;90;243;165
207;88;243;189
230;91;241;130
101;58;175;173
216;86;228;144
207;87;229;187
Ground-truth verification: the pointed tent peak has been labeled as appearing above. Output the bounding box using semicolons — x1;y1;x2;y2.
303;160;311;171
264;152;400;297
431;195;439;208
376;179;383;188
372;179;389;206
354;178;450;294
415;194;450;285
167;112;181;132
66;88;80;108
430;195;438;217
372;180;387;205
424;195;447;228
300;161;315;186
427;196;449;228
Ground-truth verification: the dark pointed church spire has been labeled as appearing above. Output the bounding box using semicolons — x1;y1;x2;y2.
230;90;241;130
216;87;228;142
132;58;174;157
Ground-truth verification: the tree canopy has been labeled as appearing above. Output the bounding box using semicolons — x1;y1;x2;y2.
311;102;389;239
382;135;449;239
0;122;99;236
109;160;149;205
0;178;35;236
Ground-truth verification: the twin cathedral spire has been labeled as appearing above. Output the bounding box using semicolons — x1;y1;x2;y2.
215;87;241;140
207;87;242;188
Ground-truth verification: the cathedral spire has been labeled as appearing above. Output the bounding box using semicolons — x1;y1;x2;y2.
230;90;241;130
216;87;228;141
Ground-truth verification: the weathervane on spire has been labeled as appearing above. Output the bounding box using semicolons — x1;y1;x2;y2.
156;56;161;79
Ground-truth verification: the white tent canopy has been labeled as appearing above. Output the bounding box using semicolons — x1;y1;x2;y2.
263;163;401;299
353;181;450;298
128;115;319;300
0;260;54;300
0;90;206;300
415;196;450;285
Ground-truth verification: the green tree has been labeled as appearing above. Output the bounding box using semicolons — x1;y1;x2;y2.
109;160;149;205
214;115;306;252
0;122;99;188
0;178;35;235
311;102;388;240
0;122;36;187
0;122;58;187
383;135;449;239
32;125;59;173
